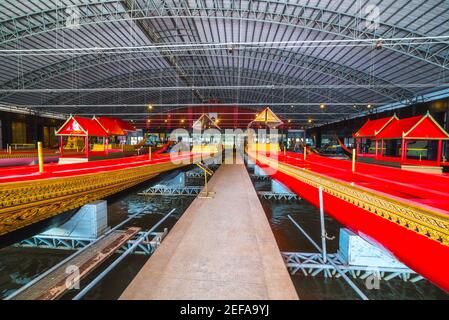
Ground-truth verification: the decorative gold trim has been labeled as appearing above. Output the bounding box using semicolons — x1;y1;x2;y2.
55;115;88;136
251;152;449;246
403;112;449;140
54;114;74;136
0;160;190;236
373;114;398;136
92;115;111;135
354;114;397;138
403;137;449;140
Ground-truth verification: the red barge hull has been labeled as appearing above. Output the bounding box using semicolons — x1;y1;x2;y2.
249;151;449;292
0;151;200;237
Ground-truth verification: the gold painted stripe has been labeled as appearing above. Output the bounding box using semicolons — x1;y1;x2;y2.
251;152;449;246
0;158;198;236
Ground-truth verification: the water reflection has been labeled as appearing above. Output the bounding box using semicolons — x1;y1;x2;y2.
0;247;70;298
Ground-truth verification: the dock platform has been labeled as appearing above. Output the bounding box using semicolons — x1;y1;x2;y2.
120;157;298;300
11;227;140;300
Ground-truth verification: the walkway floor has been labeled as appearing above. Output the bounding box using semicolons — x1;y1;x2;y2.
120;156;298;300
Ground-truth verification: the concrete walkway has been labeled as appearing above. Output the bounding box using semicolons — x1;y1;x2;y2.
120;157;298;300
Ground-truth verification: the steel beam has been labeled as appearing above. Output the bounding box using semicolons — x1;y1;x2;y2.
1;1;447;70
120;0;205;103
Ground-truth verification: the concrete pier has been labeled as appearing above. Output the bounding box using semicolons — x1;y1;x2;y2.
120;156;298;300
339;228;407;268
271;179;294;194
254;164;268;176
247;158;255;169
41;200;108;239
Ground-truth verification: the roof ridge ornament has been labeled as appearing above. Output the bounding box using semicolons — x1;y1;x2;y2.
249;107;283;129
192;113;221;130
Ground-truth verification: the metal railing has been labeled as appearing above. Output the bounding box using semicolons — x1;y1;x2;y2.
257;191;300;201
138;186;203;196
73;208;176;300
5;206;174;300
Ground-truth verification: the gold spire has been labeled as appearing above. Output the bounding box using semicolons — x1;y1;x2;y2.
251;107;283;128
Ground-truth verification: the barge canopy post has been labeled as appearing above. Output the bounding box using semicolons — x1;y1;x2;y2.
288;215;369;300
352;149;356;173
319;187;327;264
437;139;443;166
381;140;384;158
401;138;406;163
375;140;379;159
59;136;64;157
85;135;89;159
37;142;44;173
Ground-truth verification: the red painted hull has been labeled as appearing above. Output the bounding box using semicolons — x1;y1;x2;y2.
0;151;193;184
251;153;449;292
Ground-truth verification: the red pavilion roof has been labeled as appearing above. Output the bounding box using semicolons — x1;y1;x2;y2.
353;115;397;138
94;116;127;136
375;113;449;140
114;118;136;132
56;115;108;137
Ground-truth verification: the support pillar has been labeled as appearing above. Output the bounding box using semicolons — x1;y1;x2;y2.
85;136;89;159
401;139;406;163
405;140;409;163
352;149;356;173
59;136;64;157
105;137;109;155
381;140;385;158
375;140;379;159
445;106;449;161
437;139;442;166
37;141;44;173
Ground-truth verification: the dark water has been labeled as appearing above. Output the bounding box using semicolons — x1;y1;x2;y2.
250;170;449;300
0;167;200;300
0;247;71;298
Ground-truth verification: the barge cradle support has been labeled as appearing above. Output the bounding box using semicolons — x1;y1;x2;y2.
6;205;177;300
